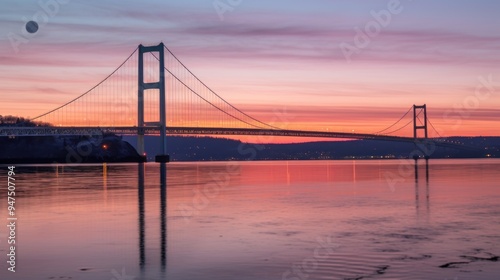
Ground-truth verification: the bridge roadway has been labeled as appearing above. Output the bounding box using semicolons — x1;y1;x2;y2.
0;126;465;149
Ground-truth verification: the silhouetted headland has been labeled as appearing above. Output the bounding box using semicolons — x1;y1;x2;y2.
0;116;142;164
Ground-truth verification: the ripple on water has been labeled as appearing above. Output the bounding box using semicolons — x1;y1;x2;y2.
300;252;401;280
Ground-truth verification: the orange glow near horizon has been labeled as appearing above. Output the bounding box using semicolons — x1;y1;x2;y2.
1;2;500;142
4;51;499;142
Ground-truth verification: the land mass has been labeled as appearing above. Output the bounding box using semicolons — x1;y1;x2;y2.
124;135;499;162
0;115;142;163
1;116;498;163
1;135;498;164
0;134;142;164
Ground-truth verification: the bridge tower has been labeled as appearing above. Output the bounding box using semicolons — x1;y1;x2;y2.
138;43;169;162
413;104;428;139
413;104;431;161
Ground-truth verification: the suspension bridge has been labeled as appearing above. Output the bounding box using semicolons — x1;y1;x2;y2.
0;43;460;161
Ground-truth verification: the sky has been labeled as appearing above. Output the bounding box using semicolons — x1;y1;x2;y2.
1;0;500;139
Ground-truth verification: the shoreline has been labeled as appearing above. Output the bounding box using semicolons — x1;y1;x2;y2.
1;155;495;165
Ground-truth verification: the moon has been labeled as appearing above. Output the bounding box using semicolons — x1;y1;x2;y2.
26;21;39;34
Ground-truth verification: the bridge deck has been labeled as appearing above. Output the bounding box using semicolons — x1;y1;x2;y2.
0;126;465;149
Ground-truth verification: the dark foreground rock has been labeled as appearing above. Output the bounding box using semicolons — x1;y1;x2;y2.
0;134;143;164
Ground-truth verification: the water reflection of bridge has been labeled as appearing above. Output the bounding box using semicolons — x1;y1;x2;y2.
414;160;430;219
137;162;167;278
133;160;431;278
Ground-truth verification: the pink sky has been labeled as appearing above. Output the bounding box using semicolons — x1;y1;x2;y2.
1;0;499;140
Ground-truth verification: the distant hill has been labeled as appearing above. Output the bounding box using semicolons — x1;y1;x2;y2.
124;136;500;161
1;114;497;163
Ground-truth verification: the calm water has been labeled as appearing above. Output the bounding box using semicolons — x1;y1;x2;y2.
1;159;499;280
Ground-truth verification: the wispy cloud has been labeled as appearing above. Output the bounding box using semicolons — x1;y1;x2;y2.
1;0;499;136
